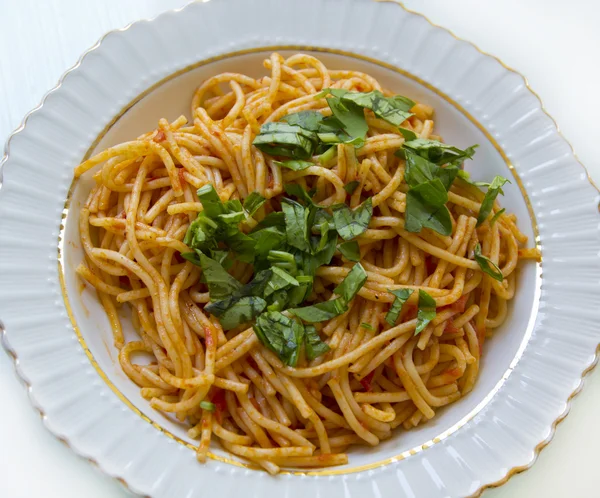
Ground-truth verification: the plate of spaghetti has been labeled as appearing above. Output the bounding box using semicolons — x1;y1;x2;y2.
1;1;599;497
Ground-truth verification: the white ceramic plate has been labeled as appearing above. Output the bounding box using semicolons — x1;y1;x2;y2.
1;0;599;496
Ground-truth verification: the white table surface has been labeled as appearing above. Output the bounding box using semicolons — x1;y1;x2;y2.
1;0;599;496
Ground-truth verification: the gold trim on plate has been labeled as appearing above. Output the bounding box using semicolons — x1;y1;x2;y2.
59;44;542;477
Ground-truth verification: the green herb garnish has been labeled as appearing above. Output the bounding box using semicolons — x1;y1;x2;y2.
289;263;367;323
253;122;318;160
474;243;504;282
304;325;331;360
243;192;266;216
274;159;314;171
254;311;305;366
332;198;373;240
385;288;414;326
200;401;216;411
489;208;506;227
477;176;510;226
403;138;478;166
338;240;361;261
344;181;360;195
416;290;436;335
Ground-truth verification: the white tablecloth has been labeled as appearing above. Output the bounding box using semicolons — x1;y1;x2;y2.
1;1;599;496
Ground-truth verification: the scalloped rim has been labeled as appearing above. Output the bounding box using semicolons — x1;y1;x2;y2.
0;0;599;496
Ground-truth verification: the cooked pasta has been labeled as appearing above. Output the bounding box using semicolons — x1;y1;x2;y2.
74;53;540;473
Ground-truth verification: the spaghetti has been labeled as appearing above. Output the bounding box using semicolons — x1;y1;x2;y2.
74;53;540;473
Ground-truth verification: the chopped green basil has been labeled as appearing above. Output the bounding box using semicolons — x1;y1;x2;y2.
403;138;478;166
289;298;347;323
199;253;242;301
254;311;305;366
200;401;216;411
344;181;360;195
399;128;418;141
333;263;367;303
290;263;366;323
253;122;317;160
404;179;453;236
281;198;312;253
243;192;266;217
342;90;414;127
266;267;299;296
324;94;368;147
338;240;361;261
206;295;267;331
249;227;286;263
385;288;414;326
304;325;330;361
281;110;326;131
489;208;506;227
404;150;459;191
474;243;504;282
319;145;337;164
332;198;373;240
274;159;314;171
477;176;510;226
416;290;436;335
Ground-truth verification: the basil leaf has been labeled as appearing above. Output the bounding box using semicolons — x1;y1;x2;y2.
239;269;274;297
268;250;298;274
474;243;504;282
342;90;414;127
253;122;317;160
333;263;367;303
200;401;215;411
274;159;314;171
253;211;286;230
332;197;373;240
344;181;360;195
361;322;375;331
385;288;414;326
281;198;312;253
254;311;305;366
243;192;266;216
477;176;510;226
249;227;287;263
284;183;318;206
311;230;338;268
404;150;459;192
403;138;478;166
266;267;299;297
180;251;202;266
206;296;267;330
338;240;361;261
289;298;347;323
281;110;325;131
199;253;242;301
304;325;330;361
489;208;506;227
184;211;218;250
315;88;349;99
404;179;452;236
319;145;337;164
220;228;255;263
210;249;233;269
286;274;314;308
289;263;365;322
196;184;224;218
399;128;418;141
415;290;436;335
325;95;368;147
